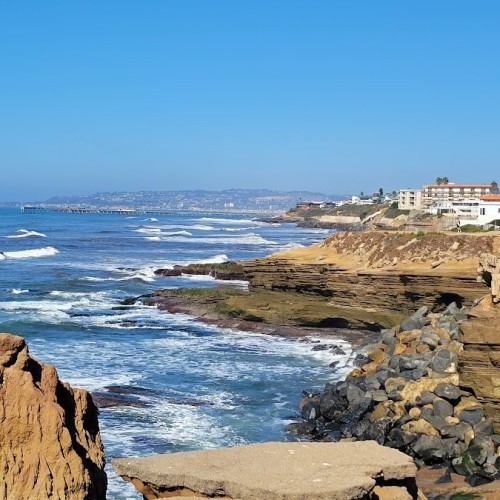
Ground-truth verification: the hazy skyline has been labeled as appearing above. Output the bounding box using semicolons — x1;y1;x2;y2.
1;1;499;201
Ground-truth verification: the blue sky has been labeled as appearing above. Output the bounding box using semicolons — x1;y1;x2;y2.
1;1;499;201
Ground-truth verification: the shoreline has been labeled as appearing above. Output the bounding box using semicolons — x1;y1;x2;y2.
123;287;379;348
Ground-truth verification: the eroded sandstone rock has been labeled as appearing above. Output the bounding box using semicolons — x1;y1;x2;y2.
0;333;106;499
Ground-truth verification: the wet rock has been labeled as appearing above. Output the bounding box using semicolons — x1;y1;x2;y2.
312;344;329;351
330;346;346;355
286;421;316;436
319;387;348;421
301;401;320;421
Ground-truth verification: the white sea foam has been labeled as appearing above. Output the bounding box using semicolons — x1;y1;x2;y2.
84;266;157;283
191;253;229;264
1;246;59;259
5;229;47;238
162;230;192;237
222;226;256;232
145;236;162;241
134;227;162;234
157;233;276;245
144;217;158;221
10;288;29;294
200;217;260;226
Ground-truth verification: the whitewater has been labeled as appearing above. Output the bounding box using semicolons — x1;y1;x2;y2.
0;208;352;499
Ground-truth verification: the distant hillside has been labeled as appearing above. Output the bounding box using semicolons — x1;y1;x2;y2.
43;189;346;212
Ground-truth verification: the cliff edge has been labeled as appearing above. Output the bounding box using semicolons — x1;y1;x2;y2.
0;333;107;499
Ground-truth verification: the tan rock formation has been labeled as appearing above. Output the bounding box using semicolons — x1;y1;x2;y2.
113;441;418;499
0;333;106;499
459;298;500;433
242;232;493;328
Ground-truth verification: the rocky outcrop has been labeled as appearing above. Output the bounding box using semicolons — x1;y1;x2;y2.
0;333;106;499
113;441;418;499
459;299;500;434
155;261;246;281
289;304;500;487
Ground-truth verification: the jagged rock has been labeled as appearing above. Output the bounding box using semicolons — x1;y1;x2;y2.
0;333;106;499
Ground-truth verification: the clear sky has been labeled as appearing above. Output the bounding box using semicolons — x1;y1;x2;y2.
1;1;499;201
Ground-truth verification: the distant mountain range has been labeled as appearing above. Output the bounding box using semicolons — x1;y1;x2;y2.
23;189;347;212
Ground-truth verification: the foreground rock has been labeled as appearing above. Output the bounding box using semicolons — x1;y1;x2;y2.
113;441;418;499
0;333;107;499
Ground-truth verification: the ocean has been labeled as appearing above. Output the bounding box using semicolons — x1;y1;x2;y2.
0;207;354;498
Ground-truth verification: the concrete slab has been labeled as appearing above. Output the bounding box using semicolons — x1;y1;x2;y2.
112;441;417;499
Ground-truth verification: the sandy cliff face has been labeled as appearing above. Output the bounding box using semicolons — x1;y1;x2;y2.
243;232;494;326
460;300;500;433
0;333;106;500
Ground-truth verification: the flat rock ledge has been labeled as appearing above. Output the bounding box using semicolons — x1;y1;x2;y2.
112;441;418;499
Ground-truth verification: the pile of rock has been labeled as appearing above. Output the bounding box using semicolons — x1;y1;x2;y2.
288;303;500;486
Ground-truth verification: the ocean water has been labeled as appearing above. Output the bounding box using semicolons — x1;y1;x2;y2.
0;208;354;498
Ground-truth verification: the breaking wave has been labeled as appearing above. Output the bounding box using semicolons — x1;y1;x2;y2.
0;246;59;260
5;229;47;238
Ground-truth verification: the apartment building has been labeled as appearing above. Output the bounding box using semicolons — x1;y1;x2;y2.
422;183;492;209
398;188;422;210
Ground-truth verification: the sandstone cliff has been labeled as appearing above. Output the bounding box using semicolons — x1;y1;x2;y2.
460;299;500;433
0;333;106;499
242;232;494;327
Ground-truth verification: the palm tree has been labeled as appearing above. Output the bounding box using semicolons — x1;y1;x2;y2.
436;177;449;185
378;187;384;197
491;180;498;194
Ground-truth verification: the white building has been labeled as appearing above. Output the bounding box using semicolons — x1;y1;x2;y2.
476;195;500;226
431;195;500;227
398;189;422;210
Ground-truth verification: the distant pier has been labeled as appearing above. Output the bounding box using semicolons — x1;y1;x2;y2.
20;206;281;216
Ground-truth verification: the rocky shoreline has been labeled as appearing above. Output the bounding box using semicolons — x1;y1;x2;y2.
288;300;500;492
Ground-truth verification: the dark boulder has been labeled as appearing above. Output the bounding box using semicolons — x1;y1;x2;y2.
434;383;461;402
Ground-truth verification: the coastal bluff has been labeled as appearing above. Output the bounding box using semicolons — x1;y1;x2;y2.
243;232;495;328
0;333;106;499
113;441;419;499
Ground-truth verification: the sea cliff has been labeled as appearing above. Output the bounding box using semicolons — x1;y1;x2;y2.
0;333;107;499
